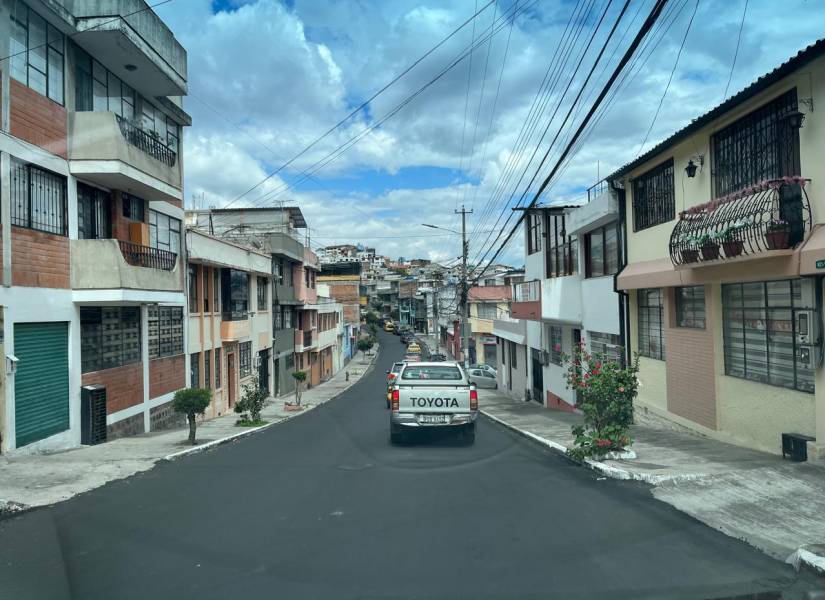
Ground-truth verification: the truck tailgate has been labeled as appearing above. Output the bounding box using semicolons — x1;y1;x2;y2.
397;384;472;413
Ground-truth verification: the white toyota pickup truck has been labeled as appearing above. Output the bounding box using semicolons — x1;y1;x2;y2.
389;361;477;444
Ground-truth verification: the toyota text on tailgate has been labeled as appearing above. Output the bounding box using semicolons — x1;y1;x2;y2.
389;362;477;444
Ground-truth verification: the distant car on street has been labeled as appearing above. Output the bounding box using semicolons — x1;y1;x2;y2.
470;364;497;377
383;321;396;332
467;366;497;389
385;361;404;408
400;333;414;344
407;341;421;354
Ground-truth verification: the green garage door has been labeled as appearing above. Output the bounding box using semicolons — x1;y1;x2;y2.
15;322;70;447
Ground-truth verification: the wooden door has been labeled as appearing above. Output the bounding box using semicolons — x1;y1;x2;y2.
228;353;236;407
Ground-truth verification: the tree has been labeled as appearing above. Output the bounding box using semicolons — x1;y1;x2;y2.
172;388;212;445
291;370;308;405
561;341;639;460
365;310;379;325
234;372;268;425
357;337;375;356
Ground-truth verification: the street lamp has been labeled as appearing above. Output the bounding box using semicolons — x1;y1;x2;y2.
422;223;461;235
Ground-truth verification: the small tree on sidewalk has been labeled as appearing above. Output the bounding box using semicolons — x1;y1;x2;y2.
357;337;374;356
291;370;307;405
561;340;639;460
172;388;212;445
234;372;268;426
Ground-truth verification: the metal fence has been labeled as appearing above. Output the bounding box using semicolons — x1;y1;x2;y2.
119;240;177;270
116;115;178;167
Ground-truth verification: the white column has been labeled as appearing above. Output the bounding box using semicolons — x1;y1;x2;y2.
141;304;150;433
1;151;11;287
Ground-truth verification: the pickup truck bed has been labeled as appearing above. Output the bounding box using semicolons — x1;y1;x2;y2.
389;362;477;444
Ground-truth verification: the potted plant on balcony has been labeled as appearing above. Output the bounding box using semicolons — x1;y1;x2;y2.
677;234;699;264
716;223;745;258
765;218;791;250
696;233;720;261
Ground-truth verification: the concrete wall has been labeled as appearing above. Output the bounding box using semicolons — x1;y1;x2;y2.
541;276;582;323
496;339;529;400
581;276;620;335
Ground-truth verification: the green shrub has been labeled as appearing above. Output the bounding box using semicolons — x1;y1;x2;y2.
235;373;268;425
291;370;308;405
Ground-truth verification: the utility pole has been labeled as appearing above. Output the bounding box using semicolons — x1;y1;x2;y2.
456;205;473;368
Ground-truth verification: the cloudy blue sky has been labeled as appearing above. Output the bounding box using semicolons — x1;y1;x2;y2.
156;0;824;265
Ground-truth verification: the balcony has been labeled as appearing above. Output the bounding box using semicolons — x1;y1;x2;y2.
511;280;541;320
71;238;182;293
295;329;317;352
318;328;337;349
71;0;187;96
541;276;582;324
492;316;526;345
669;177;811;267
567;180;619;236
68;112;182;201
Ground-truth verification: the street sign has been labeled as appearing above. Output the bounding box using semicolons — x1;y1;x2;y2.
817;260;825;269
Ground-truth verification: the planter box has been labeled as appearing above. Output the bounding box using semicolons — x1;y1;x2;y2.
765;230;791;250
284;403;305;412
681;249;699;264
722;239;744;258
700;244;720;261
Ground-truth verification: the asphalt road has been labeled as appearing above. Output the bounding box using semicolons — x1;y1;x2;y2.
1;329;822;599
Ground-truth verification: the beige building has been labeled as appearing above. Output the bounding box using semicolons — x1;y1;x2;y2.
611;40;825;458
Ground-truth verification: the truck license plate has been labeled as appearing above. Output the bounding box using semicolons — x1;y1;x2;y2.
419;414;448;424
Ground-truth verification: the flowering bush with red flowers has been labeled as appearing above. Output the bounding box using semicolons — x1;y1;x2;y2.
560;339;639;460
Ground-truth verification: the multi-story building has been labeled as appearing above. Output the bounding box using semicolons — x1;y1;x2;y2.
187;207;308;398
0;0;190;453
499;180;624;409
467;285;511;366
186;229;272;417
610;40;825;457
319;261;361;361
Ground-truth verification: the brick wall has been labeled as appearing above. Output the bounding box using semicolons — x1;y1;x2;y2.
149;354;185;398
10;79;67;158
150;400;185;431
107;412;144;440
82;362;144;414
547;390;575;413
665;288;718;430
11;227;70;288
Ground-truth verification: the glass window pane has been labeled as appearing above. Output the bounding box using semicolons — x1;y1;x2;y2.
604;225;618;274
10;16;27;83
27;12;46;73
589;229;603;277
47;47;63;104
93;78;108;111
107;72;122;116
28;66;46;95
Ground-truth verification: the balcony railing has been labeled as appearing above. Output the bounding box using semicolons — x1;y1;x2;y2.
587;179;608;203
669;177;811;266
513;280;541;303
118;240;177;270
116;115;177;167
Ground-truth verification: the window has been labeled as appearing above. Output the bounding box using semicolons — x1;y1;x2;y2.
283;306;293;329
284;261;294;287
273;304;283;333
712;89;800;197
676;286;706;329
215;348;221;388
80;307;141;373
632;159;674;231
589;331;623;364
122;194;145;222
149;209;181;255
74;48;135;117
546;214;577;278
190;353;200;388
273;257;283;285
484;278;496;286
257;277;268;311
147;305;184;359
585;224;619;278
221;269;250;320
477;304;497;319
214;269;221;314
239;341;252;378
638;288;665;360
11;3;64;103
11;159;67;235
509;341;518;368
203;266;211;313
401;365;462;380
526;212;543;254
77;183;111;239
500;338;505;365
549;326;563;365
722;279;814;393
188;265;198;313
204;350;211;390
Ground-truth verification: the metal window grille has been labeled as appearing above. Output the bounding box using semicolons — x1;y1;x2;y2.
190;352;200;388
239;342;252;378
549;326;563;365
77;183;111;239
215;347;221;388
116;115;178;167
147;305;183;360
11;159;67;235
722;279;814;393
204;349;211;390
118;241;176;270
712;89;800;198
80;306;142;373
633;159;674;232
257;277;268;311
588;331;623;364
637;288;665;360
676;286;706;329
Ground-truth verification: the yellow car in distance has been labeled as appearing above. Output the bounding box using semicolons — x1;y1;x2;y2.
383;321;395;332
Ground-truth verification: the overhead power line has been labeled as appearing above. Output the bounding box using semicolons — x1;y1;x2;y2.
474;0;671;278
722;0;748;101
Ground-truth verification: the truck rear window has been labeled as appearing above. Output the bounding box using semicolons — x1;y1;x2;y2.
401;365;463;380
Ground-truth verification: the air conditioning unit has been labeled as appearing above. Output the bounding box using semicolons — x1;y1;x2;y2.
80;384;107;445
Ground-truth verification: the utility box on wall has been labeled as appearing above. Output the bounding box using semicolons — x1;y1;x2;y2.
81;384;107;446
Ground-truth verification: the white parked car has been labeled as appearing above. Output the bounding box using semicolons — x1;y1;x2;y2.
468;367;497;389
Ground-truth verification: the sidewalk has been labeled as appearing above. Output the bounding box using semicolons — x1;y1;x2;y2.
480;389;825;572
0;346;379;516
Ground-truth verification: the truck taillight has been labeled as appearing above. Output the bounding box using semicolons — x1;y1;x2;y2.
391;388;400;411
470;388;478;410
387;373;396;381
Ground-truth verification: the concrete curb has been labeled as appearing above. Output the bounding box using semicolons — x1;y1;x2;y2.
480;409;709;485
163;345;380;462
